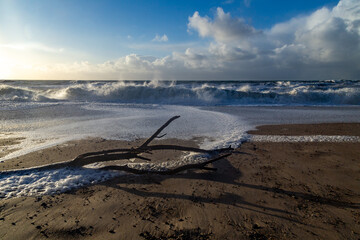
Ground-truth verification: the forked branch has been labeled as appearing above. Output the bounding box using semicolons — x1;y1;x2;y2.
139;115;180;149
99;153;232;175
2;116;234;175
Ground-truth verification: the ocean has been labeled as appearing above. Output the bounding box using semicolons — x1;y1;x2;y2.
1;80;360;106
1;80;360;198
1;79;360;160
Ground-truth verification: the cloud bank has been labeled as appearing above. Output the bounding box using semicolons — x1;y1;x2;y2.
9;0;360;80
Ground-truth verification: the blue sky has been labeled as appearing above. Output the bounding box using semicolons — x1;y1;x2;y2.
0;0;358;80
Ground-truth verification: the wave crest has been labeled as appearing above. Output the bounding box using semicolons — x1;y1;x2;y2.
1;80;359;105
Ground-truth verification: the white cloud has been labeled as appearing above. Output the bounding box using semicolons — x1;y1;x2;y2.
128;41;200;53
208;42;256;61
184;0;360;79
7;0;360;80
188;7;260;42
268;0;360;67
152;34;169;42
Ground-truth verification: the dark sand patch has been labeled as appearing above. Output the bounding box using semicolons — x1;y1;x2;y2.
248;122;360;136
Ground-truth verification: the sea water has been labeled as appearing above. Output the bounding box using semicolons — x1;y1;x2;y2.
1;80;360;198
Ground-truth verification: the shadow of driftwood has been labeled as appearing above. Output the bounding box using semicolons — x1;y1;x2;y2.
100;157;306;225
98;155;358;228
111;184;303;224
109;157;358;207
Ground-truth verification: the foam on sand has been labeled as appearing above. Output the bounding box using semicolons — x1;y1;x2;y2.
0;105;249;162
250;135;360;142
1;133;359;199
0;168;121;199
0;152;211;199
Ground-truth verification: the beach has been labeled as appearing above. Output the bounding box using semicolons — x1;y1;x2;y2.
2;0;360;237
1;80;360;239
1;123;359;239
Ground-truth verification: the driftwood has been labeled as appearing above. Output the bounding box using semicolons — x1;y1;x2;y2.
99;153;232;175
2;116;233;175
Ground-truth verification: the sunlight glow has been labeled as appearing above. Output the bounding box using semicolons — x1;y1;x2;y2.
0;54;13;79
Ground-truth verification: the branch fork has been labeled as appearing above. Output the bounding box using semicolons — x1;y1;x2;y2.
2;116;233;175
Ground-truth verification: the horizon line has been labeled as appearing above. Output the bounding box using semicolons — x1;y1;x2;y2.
1;79;357;82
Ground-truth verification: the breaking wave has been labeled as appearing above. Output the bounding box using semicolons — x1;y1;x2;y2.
1;80;359;106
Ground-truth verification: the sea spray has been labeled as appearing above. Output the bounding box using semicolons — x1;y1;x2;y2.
1;80;359;106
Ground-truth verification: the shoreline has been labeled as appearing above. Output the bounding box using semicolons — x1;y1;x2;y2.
2;122;360;171
247;122;360;136
0;138;202;172
0;123;359;239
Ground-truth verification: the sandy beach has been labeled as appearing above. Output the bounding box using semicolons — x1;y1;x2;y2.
2;0;360;238
0;123;359;239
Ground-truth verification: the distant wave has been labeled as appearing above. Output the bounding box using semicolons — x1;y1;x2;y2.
1;80;359;106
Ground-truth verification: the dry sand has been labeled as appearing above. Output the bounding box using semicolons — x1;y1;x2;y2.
0;123;359;239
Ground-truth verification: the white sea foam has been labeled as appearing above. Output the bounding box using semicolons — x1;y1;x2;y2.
0;152;220;199
1;80;360;199
0;168;121;198
0;102;248;198
0;104;249;161
2;132;359;199
1;80;360;106
250;135;360;142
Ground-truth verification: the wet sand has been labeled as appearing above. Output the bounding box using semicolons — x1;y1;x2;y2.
0;136;25;159
0;123;360;239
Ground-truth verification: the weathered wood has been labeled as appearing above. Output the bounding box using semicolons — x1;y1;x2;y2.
1;116;234;175
139;115;180;149
99;153;231;175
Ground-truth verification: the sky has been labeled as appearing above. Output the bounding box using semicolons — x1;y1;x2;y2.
0;0;359;80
